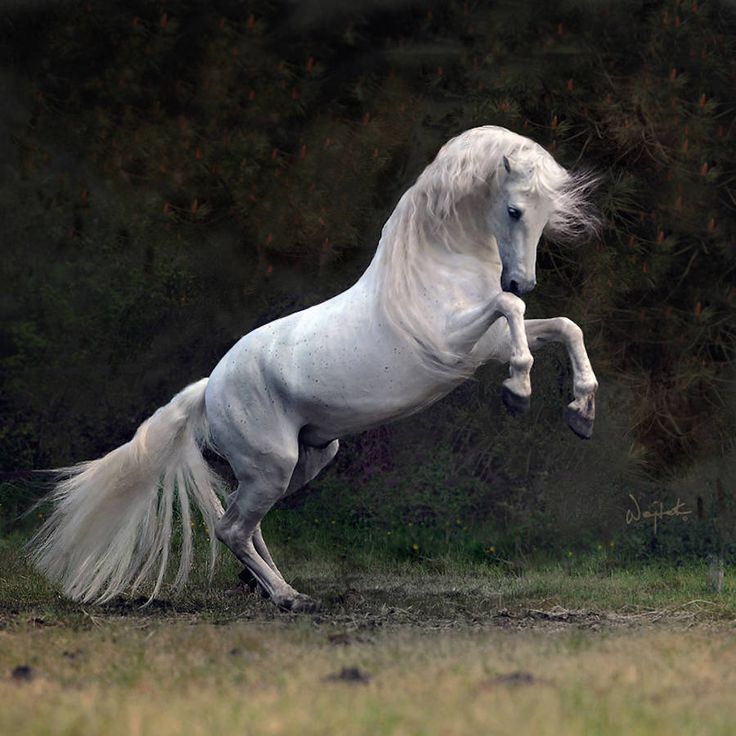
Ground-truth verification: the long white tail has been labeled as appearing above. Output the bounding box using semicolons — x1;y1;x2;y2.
28;378;225;604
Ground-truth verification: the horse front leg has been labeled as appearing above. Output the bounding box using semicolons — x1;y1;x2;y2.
525;317;598;438
450;292;533;414
496;294;534;414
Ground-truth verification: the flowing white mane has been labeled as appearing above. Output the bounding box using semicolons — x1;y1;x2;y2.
373;125;598;380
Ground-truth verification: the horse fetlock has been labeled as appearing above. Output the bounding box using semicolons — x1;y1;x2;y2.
573;376;598;399
510;351;533;375
571;394;595;418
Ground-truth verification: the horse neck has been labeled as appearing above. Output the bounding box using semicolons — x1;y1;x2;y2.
429;198;503;296
377;192;502;303
358;185;505;375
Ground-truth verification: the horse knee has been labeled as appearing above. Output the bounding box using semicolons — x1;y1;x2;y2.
495;291;527;320
556;316;583;344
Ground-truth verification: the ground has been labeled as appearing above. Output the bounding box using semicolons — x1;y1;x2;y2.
1;539;735;736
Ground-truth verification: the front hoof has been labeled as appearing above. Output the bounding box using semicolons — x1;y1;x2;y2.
502;385;530;416
565;401;594;440
278;593;320;614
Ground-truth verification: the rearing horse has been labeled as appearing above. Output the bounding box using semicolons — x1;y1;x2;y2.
30;126;599;611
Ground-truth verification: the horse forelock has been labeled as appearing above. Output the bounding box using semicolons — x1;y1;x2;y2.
416;126;519;221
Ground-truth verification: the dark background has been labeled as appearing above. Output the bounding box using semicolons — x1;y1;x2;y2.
1;0;735;561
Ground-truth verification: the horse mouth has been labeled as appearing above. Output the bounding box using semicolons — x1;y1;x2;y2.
501;270;534;296
506;280;522;296
501;273;522;296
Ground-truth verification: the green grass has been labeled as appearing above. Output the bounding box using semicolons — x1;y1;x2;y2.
1;531;735;626
1;535;735;735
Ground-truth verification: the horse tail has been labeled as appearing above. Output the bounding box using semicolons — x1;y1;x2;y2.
28;378;225;604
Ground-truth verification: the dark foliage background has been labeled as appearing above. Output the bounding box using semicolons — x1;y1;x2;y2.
1;0;735;560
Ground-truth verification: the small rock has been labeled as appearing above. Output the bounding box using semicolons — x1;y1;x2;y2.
487;670;538;687
323;666;371;684
11;665;33;682
328;632;361;646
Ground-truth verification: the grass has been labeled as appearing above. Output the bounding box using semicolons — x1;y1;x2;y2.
3;622;736;736
1;534;735;735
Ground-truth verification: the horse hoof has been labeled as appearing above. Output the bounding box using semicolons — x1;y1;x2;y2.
502;385;530;416
565;405;593;439
278;593;320;613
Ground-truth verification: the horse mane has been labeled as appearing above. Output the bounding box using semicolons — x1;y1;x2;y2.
373;125;598;381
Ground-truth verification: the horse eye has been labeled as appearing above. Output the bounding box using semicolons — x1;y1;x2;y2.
507;206;522;221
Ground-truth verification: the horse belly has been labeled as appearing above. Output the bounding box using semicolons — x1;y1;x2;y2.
206;298;458;446
283;340;457;443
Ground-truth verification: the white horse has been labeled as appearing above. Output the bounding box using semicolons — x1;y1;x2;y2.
30;126;598;611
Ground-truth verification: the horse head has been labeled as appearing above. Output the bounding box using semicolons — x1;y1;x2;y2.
491;153;556;296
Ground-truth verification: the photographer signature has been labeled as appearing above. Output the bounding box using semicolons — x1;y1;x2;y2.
625;494;692;534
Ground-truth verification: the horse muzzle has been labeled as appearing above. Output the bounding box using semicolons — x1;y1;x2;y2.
501;273;536;296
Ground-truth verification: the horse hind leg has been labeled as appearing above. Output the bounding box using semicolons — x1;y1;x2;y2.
218;439;339;611
233;524;284;593
232;524;276;596
219;489;267;596
241;441;340;595
214;431;313;611
218;482;315;611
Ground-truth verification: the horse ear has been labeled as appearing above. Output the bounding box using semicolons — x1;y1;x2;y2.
502;155;511;174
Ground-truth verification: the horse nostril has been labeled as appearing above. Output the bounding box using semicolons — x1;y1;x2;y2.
509;280;520;296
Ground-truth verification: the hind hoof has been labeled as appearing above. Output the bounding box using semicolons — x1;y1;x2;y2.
565;404;594;439
278;593;320;614
502;385;530;416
